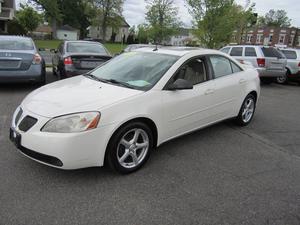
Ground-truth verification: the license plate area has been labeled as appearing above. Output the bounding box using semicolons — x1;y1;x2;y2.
9;128;21;148
80;61;101;69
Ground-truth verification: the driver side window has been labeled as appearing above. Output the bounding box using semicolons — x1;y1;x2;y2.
172;57;208;85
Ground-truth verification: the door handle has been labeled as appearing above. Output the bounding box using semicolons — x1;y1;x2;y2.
239;79;247;84
205;89;214;95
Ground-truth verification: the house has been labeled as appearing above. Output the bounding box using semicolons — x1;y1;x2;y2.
164;28;198;46
32;24;52;40
0;0;15;33
57;25;79;41
231;27;300;49
87;17;130;43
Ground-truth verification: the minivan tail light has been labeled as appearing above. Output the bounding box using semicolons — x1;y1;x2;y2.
64;57;73;65
257;58;265;67
32;54;42;65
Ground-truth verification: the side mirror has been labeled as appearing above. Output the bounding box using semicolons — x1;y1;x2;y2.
168;79;193;90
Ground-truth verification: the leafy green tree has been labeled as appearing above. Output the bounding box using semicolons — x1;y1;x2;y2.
28;0;62;38
7;19;27;35
186;0;240;48
258;9;291;27
137;24;150;44
16;4;43;34
92;0;124;42
145;0;181;44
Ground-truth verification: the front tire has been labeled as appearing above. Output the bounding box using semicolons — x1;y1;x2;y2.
235;94;256;126
105;122;153;174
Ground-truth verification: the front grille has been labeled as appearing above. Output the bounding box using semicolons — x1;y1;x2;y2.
15;108;23;125
19;146;63;167
18;116;38;132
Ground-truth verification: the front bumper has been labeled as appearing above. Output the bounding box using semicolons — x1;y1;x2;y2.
10;107;115;170
0;64;44;83
257;68;286;78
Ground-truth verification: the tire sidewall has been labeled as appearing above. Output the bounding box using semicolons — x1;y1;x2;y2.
236;94;256;126
106;121;153;174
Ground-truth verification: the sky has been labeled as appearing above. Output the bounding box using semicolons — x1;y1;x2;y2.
17;0;300;28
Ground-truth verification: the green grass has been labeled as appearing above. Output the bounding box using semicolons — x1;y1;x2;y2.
34;40;127;54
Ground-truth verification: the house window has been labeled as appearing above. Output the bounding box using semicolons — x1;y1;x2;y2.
269;34;273;43
247;35;252;43
289;35;295;45
279;34;285;44
256;34;263;43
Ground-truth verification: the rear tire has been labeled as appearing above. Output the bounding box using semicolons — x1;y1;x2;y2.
105;121;153;174
235;94;256;126
276;70;288;84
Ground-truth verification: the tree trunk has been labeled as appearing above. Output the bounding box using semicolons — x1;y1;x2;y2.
52;17;57;39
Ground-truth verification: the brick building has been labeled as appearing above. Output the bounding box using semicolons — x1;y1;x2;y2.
231;27;300;49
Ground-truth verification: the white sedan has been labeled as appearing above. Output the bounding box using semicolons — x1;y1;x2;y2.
10;47;260;174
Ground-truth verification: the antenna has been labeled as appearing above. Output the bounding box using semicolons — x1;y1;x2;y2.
153;42;158;51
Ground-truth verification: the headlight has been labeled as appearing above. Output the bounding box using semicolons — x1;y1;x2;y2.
41;112;100;133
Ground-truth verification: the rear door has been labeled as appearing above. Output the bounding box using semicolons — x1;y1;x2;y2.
229;47;244;62
260;47;286;71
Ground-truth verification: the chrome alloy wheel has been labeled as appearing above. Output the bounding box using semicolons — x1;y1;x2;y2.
276;75;287;84
242;98;255;123
117;128;149;169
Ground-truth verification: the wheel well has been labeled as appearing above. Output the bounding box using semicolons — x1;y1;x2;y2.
111;117;158;148
248;91;257;102
286;67;291;74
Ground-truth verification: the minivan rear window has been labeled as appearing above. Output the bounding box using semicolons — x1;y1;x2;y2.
245;47;257;57
281;50;297;59
261;47;284;58
230;47;243;56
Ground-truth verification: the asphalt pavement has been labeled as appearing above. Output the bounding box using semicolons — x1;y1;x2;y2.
0;73;300;225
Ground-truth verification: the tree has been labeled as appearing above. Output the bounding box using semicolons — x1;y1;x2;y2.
258;9;291;27
145;0;181;44
16;4;42;34
137;24;150;44
186;0;241;48
92;0;124;42
28;0;62;38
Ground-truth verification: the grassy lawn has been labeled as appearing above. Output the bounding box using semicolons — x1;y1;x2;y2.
34;40;126;54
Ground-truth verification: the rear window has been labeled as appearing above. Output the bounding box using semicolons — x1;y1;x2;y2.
0;38;34;50
261;47;284;58
67;42;108;54
230;47;243;56
245;47;257;57
281;50;297;59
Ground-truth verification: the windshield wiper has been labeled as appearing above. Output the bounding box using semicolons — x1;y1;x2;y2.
83;73;103;82
103;79;135;89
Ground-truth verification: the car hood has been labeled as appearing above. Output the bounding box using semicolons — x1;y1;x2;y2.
22;76;143;118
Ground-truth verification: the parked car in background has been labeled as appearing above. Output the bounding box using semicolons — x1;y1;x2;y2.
277;48;300;85
0;36;46;84
52;41;112;79
10;47;260;174
220;45;287;84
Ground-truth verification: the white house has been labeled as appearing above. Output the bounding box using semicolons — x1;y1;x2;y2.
0;0;15;33
87;18;130;42
57;25;79;41
165;28;197;46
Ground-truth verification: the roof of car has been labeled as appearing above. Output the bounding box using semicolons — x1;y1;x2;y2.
134;46;220;56
0;35;32;40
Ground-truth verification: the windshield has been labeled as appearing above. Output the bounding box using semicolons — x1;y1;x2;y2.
90;52;179;91
67;42;108;54
0;38;34;50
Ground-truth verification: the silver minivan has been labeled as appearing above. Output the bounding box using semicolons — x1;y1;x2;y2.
277;48;300;85
220;45;287;84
